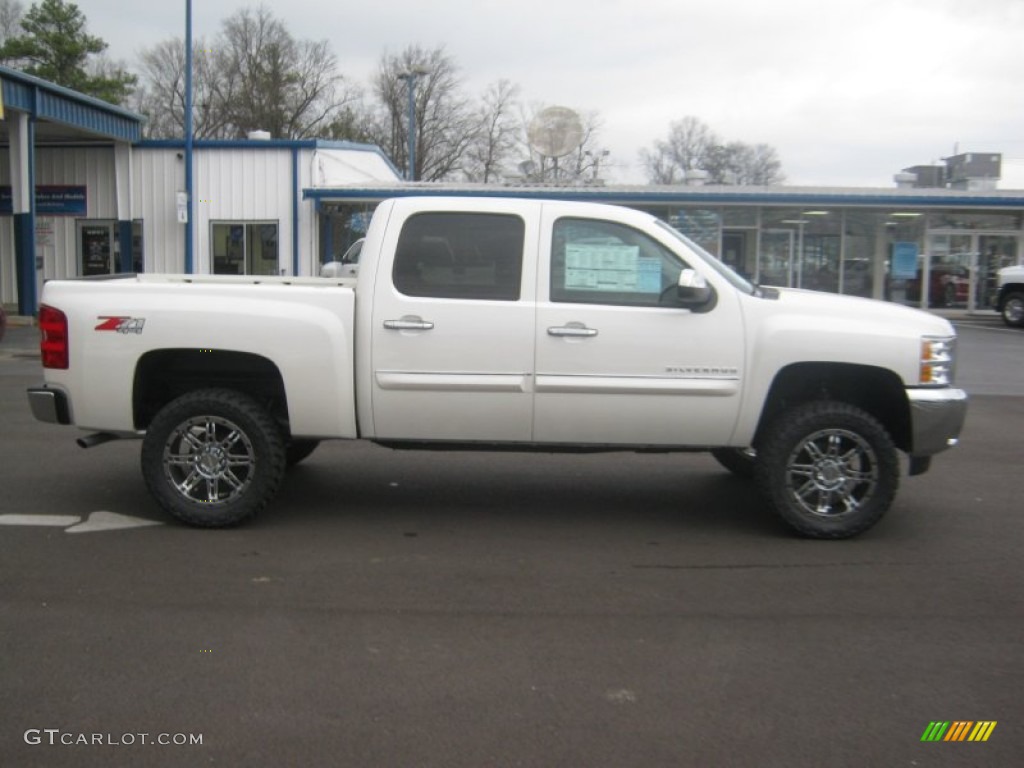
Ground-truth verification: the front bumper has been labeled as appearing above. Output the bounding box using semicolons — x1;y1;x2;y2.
906;387;968;457
27;387;71;425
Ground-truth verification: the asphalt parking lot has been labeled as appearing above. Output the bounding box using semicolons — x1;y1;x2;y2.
1;317;1021;767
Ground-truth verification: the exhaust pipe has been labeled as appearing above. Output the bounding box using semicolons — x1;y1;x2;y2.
76;432;122;449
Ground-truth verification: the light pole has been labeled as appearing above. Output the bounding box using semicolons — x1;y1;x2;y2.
397;68;428;181
184;0;194;273
585;149;610;183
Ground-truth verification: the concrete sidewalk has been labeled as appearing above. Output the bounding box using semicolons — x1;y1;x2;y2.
0;321;41;356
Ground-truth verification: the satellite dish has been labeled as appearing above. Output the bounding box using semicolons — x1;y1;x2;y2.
528;106;584;158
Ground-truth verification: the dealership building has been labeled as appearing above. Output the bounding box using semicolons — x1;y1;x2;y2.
4;64;1024;316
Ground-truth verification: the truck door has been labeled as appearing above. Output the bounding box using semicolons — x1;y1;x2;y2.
534;210;744;446
369;208;537;442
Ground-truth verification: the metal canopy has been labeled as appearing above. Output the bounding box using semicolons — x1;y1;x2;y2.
0;64;143;145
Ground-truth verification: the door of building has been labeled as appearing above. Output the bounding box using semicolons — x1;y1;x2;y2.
78;221;115;276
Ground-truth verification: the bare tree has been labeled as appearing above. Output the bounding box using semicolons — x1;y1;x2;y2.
214;6;346;138
134;6;353;140
462;79;520;183
134;38;226;138
368;45;477;181
639;116;719;184
641;116;785;185
737;143;785;185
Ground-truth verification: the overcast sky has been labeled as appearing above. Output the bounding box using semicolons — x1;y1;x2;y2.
72;0;1024;187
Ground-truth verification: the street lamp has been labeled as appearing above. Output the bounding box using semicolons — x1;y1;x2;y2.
585;149;610;183
397;68;428;181
184;0;194;272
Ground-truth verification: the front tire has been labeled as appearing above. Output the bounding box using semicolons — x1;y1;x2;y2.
141;389;286;527
1001;291;1024;328
755;401;898;539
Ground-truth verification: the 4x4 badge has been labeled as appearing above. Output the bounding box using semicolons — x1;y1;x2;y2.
95;316;146;335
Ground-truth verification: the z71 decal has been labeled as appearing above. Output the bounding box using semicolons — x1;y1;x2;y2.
95;316;146;335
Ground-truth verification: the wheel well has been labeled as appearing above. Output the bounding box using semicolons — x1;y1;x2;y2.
755;363;911;452
997;283;1024;309
133;349;288;431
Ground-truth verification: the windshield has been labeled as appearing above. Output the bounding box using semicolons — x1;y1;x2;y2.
654;219;757;296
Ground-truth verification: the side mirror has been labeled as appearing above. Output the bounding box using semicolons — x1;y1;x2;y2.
676;268;716;311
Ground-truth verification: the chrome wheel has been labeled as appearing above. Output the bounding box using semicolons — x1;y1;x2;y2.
142;389;286;527
784;428;878;518
163;415;256;505
1002;293;1024;328
756;401;898;538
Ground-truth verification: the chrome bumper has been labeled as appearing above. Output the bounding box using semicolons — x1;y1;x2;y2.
906;388;968;457
27;387;71;425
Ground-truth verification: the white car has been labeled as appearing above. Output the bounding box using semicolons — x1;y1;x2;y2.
995;265;1024;327
321;238;364;278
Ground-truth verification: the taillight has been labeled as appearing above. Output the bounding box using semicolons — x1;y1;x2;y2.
39;305;69;369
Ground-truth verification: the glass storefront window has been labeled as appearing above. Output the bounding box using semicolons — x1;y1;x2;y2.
669;208;720;256
211;222;279;276
842;211;883;298
760;209;840;291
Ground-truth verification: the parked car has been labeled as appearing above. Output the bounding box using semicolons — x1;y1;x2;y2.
321;238;364;278
0;304;6;343
905;264;970;307
995;265;1024;327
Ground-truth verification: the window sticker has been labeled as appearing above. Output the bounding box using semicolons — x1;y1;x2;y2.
564;244;660;293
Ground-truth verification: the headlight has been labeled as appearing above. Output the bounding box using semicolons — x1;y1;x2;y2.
920;336;955;386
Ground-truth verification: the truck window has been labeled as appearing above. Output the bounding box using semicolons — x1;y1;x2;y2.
550;218;689;306
393;213;525;301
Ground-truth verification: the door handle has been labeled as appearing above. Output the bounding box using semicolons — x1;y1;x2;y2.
547;323;598;338
384;316;434;331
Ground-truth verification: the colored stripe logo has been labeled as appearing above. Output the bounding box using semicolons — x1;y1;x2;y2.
921;721;997;742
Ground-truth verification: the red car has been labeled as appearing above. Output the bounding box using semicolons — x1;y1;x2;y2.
905;265;970;307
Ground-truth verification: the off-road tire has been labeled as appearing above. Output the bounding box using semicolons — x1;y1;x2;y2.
755;401;899;539
1001;291;1024;328
141;389;286;527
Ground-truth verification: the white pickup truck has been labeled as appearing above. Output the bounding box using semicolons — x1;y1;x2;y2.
995;264;1024;327
27;197;967;538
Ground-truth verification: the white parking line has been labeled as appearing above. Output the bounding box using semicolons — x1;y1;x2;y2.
0;514;81;527
0;512;163;532
66;511;163;533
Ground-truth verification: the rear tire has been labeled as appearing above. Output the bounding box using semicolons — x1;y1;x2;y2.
1001;291;1024;328
755;401;898;539
141;389;286;527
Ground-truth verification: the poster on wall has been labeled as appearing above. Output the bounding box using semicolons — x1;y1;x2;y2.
892;241;920;280
35;219;54;273
81;225;111;276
